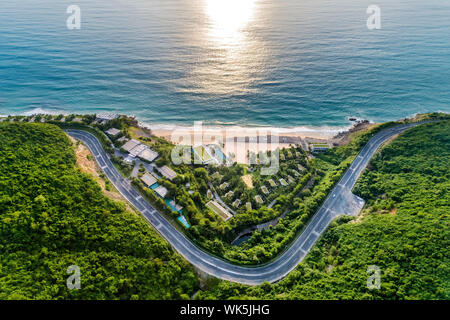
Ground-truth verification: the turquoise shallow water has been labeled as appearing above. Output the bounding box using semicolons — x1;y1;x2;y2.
0;0;449;128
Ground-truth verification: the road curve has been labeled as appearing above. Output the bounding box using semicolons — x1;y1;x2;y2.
66;121;423;285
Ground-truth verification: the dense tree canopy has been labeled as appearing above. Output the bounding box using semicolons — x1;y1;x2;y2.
0;123;198;299
198;120;449;299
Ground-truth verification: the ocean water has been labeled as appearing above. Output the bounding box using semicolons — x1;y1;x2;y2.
0;0;449;129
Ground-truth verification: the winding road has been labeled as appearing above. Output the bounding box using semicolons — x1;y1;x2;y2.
66;121;424;285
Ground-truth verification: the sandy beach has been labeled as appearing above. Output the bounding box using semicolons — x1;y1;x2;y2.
147;123;353;163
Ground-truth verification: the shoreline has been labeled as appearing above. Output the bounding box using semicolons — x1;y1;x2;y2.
146;123;349;142
12;107;358;140
2;108;375;160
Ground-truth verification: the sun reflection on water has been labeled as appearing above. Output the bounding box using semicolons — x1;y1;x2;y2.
179;0;268;98
205;0;257;43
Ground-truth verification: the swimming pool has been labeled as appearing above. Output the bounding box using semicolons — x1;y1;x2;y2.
177;215;190;229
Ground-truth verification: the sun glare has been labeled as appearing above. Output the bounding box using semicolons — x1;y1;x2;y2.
205;0;257;42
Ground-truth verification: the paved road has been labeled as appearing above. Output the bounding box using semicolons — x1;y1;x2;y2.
66;121;424;285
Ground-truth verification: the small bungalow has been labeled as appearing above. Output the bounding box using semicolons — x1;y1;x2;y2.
232;199;241;208
117;136;129;143
220;182;229;190
122;139;141;153
105;128;121;137
140;173;157;187
268;179;277;187
225;191;234;198
96;113;119;121
157;165;177;180
154;185;168;198
138;148;158;162
255;195;264;204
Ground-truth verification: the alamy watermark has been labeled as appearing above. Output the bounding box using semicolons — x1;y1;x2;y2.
170;121;280;175
67;265;81;290
366;265;381;290
367;5;381;30
66;5;81;30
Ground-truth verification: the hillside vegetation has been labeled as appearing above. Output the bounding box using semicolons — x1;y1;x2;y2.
198;120;449;299
0;123;198;299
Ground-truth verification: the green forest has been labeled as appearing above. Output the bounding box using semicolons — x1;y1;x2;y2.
1;117;448;300
198;120;449;299
0;123;198;299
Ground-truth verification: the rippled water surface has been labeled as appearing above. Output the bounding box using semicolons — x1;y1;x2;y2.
0;0;449;127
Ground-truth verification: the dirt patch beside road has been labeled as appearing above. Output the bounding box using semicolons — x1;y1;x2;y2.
68;135;137;214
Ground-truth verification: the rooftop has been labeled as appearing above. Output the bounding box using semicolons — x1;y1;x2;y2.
206;200;233;221
129;144;146;157
140;173;157;187
122;139;141;152
157;165;177;180
255;195;264;204
105;128;121;136
96;113;119;120
154;185;168;198
138;148;158;162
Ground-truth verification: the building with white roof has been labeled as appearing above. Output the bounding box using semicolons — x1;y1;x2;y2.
140;173;157;187
157;165;177;180
105;128;121;137
138;148;158;162
96;113;119;121
122;139;141;153
154;185;168;198
129;144;147;157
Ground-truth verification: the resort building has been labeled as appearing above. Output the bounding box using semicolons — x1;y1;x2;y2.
287;175;295;184
279;178;288;186
138;148;158;162
129;144;146;157
123;155;135;165
105;127;121;137
117;136;129;143
193;144;227;165
193;145;215;165
232;199;241;208
225;191;234;198
261;186;269;194
121;139;159;163
154;185;168;198
310;143;330;153
140;172;157;187
220;182;229;190
167;199;183;213
255;195;264;204
245;202;252;211
96;113;119;121
122;139;141;153
157;165;177;180
206;200;233;221
268;179;277;187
